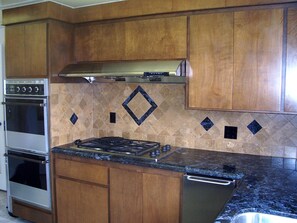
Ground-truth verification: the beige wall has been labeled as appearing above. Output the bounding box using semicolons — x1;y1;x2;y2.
50;83;297;159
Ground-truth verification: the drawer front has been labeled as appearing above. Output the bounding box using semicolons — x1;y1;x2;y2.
55;158;108;185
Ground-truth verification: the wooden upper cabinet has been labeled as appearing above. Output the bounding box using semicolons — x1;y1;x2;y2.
5;21;74;79
5;25;25;77
233;9;283;111
75;16;187;61
188;8;284;112
6;22;47;78
285;8;297;112
48;21;75;81
188;12;234;110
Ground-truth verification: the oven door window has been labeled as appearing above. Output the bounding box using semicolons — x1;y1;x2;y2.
5;98;45;135
8;150;47;190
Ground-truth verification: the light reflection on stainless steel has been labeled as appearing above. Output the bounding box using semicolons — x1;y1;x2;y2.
231;212;297;223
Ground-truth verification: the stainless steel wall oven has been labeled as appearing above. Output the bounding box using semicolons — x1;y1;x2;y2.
2;78;51;212
6;149;51;209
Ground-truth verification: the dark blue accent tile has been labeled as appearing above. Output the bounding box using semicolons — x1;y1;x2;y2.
122;86;157;126
70;113;78;125
200;117;214;131
247;120;262;135
224;126;238;139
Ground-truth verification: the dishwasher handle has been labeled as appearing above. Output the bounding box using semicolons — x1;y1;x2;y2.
185;175;236;186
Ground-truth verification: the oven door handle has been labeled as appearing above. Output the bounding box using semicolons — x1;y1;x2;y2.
2;101;46;107
4;153;49;165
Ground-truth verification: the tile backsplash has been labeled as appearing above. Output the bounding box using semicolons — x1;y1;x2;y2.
50;83;297;159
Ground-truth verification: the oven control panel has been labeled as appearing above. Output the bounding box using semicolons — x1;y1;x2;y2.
4;79;48;96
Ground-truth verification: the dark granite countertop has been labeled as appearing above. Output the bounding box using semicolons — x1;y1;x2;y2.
52;145;297;222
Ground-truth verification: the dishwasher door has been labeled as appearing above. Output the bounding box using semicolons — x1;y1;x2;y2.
182;174;236;223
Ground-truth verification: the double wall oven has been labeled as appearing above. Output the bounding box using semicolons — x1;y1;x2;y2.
2;78;51;212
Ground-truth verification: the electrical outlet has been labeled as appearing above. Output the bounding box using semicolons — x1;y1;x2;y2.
224;126;237;139
110;112;116;123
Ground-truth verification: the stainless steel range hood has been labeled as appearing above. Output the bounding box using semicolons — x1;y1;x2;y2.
59;60;187;83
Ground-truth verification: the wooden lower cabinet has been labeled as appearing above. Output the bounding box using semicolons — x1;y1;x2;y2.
55;178;108;223
110;168;143;223
12;199;52;223
54;156;109;223
54;155;182;223
142;173;181;223
110;168;182;223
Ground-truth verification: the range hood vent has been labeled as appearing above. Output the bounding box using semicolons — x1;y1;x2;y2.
59;60;187;84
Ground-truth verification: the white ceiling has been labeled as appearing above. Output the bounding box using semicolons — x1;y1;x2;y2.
0;0;125;9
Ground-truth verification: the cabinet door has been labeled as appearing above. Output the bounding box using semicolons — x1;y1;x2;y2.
75;16;187;61
143;173;181;223
285;8;297;112
110;168;143;223
233;9;283;111
24;22;47;77
56;177;108;223
188;12;234;109
5;25;26;77
6;22;47;78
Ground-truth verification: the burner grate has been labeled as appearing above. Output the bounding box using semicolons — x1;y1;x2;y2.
75;137;160;156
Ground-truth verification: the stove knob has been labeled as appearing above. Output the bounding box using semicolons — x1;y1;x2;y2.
166;145;171;151
16;86;21;93
34;86;39;93
162;144;171;152
28;86;33;93
150;151;157;158
21;86;26;93
155;149;161;156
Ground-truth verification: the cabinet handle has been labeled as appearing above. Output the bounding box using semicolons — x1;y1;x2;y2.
186;175;235;186
2;101;46;107
4;153;49;165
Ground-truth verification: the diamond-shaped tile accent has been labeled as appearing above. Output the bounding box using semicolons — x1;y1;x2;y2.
247;120;262;135
70;113;78;125
122;86;158;126
200;117;214;131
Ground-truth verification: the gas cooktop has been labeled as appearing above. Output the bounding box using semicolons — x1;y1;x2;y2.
70;137;178;162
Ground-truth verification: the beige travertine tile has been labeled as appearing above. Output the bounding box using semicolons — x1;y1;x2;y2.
284;146;297;158
50;82;297;158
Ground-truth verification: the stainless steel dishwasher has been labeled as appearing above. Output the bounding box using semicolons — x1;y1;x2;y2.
182;174;236;223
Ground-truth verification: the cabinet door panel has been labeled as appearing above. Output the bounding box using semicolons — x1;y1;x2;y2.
188;13;234;109
24;22;47;77
75;22;125;61
48;21;74;78
143;173;181;223
233;9;283;111
6;22;47;78
285;8;297;112
55;158;108;185
75;17;187;61
5;25;26;77
110;168;143;223
56;177;108;223
124;16;187;60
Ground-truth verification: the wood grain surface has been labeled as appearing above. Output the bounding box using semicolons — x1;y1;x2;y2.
188;12;234;109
